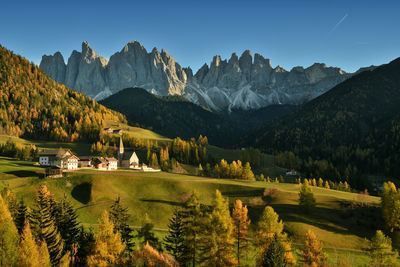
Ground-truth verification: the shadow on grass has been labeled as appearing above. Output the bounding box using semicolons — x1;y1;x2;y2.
221;189;265;197
72;182;92;204
5;170;39;177
247;203;379;239
139;198;184;207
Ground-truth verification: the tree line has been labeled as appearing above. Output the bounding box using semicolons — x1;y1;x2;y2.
0;139;38;160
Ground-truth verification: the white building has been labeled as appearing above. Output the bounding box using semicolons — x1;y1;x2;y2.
38;148;79;170
94;157;118;170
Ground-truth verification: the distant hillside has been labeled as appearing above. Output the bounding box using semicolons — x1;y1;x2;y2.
243;57;400;179
0;45;126;142
100;87;236;145
100;87;297;146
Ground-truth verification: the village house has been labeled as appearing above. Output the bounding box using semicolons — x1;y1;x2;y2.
118;137;140;168
38;148;79;170
94;157;118;170
78;156;93;167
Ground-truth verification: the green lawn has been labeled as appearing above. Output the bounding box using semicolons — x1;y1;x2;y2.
0;156;383;266
104;120;171;142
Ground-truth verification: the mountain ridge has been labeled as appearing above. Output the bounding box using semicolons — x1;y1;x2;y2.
40;41;357;111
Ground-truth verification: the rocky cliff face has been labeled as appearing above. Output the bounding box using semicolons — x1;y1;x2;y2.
40;41;353;111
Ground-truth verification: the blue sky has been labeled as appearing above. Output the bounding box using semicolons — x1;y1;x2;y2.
1;0;399;73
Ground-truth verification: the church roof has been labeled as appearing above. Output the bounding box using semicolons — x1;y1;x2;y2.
121;150;137;160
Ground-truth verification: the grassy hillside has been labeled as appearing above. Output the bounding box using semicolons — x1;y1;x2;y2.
104;120;171;142
0;156;381;265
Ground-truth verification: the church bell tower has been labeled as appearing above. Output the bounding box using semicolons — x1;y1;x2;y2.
118;136;124;166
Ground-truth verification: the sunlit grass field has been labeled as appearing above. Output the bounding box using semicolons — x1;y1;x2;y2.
0;156;381;266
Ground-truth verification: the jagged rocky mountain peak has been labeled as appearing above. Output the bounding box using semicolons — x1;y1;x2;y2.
40;40;355;111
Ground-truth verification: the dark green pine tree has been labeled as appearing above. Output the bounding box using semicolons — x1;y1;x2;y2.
260;234;288;267
109;196;135;252
164;208;186;265
75;226;95;266
30;185;65;266
15;199;28;234
57;196;80;255
136;214;162;251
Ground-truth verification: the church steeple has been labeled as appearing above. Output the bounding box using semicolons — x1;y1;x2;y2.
118;136;124;166
119;136;124;155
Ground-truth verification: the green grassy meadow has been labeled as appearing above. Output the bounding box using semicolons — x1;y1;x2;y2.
0;156;382;266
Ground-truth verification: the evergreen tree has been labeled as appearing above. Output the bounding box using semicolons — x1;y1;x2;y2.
232;199;251;266
369;230;399;267
75;226;95;266
87;211;126;266
255;206;284;252
164;208;186;265
260;234;287;267
183;191;203;267
0;194;19;266
199;190;236;266
109;196;135;252
301;230;327;267
299;180;316;212
57;196;80;255
136;214;162;251
15;199;28;234
30;185;65;266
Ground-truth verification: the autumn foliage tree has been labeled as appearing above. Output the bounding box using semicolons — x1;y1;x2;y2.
130;242;178;267
0;194;19;266
381;181;400;232
0;45;125;142
199;190;236;266
232;199;251;266
301;230;327;267
87;211;126;266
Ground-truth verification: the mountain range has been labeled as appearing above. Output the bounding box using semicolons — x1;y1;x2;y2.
40;41;362;111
